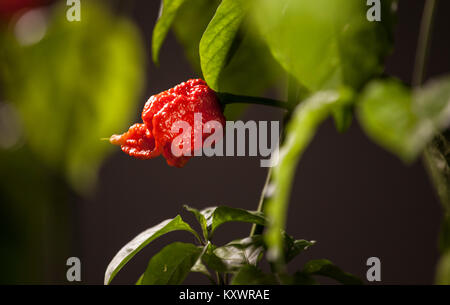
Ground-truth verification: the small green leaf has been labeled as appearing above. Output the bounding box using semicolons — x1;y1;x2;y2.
231;265;279;285
184;205;208;242
302;259;362;285
265;89;354;264
104;215;200;285
191;257;212;278
142;242;202;285
201;206;266;239
152;0;187;64
210;235;265;272
284;234;315;263
199;0;246;90
358;76;450;162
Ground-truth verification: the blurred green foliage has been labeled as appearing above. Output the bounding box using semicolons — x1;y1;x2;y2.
358;77;450;162
1;1;144;193
250;0;395;92
0;1;145;282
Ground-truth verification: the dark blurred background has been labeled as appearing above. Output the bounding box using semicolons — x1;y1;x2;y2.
1;0;449;284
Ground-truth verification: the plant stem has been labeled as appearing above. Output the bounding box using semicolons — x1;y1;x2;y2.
413;0;447;284
218;92;290;111
250;167;273;236
249;75;299;237
412;0;438;88
216;272;225;285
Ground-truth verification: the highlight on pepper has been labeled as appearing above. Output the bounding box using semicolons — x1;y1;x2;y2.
109;79;226;167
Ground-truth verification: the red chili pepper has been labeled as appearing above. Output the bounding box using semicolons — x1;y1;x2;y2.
110;79;225;167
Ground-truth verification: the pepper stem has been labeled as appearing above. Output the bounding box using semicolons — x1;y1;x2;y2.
217;92;290;111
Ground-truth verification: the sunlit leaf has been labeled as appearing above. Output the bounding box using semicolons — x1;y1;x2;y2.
142;242;202;285
152;0;187;64
250;0;396;91
104;215;200;285
357;77;450;162
265;89;354;264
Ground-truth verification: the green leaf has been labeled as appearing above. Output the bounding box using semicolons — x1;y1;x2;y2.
201;206;266;239
357;77;450;162
209;235;265;272
173;0;281;120
172;0;220;73
104;215;200;285
152;0;187;64
201;243;229;273
191;257;213;280
284;234;315;263
302;259;362;285
183;205;208;242
190;242;217;284
265;89;354;264
199;0;246;90
142;242;202;285
231;265;279;285
250;0;395;91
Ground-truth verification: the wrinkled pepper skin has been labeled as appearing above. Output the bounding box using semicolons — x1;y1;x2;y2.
110;79;225;167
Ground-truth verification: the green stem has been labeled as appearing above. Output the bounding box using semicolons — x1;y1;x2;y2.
220;91;290;236
249;75;299;237
412;0;438;88
250;167;273;236
412;0;447;284
219;91;290;237
218;92;290;111
216;272;225;285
